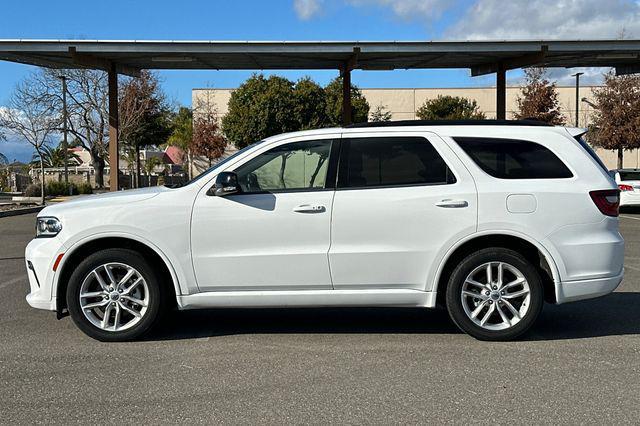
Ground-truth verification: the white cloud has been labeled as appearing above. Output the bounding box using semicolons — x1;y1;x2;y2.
543;67;609;86
293;0;324;20
346;0;453;21
447;0;640;40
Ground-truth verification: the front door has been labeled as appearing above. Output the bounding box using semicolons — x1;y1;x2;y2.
191;135;338;291
329;132;477;291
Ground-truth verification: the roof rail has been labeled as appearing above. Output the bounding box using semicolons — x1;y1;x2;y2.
344;119;553;128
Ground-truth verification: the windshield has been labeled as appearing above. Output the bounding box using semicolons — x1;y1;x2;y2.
619;171;640;181
169;141;264;188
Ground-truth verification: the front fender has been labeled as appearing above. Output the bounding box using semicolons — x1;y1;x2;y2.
53;230;188;301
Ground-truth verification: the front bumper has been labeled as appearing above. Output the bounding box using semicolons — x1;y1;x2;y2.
555;270;624;304
25;236;66;312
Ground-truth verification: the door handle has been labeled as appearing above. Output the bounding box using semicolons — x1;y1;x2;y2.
435;199;468;208
293;204;326;213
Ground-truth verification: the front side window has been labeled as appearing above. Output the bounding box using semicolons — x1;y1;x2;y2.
339;136;455;188
454;137;573;179
234;139;333;193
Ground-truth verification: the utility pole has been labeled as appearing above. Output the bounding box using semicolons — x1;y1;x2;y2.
571;72;584;127
58;75;70;194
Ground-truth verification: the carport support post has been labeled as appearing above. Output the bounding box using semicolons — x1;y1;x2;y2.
496;65;506;120
108;64;119;191
342;67;352;126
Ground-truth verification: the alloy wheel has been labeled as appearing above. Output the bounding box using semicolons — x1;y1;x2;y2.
460;261;531;331
79;262;149;332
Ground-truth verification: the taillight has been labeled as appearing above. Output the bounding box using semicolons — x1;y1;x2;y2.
619;184;634;192
589;189;620;217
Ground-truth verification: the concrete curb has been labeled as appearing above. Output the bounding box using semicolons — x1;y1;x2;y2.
0;206;45;218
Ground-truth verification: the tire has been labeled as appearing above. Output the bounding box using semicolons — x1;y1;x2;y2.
66;248;165;341
445;247;543;341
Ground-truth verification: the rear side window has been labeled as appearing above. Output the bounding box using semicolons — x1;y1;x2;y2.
454;137;573;179
339;137;456;188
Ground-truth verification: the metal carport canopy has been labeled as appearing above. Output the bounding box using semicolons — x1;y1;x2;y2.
0;39;639;74
1;39;639;191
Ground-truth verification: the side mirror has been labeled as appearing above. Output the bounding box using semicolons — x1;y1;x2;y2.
210;172;240;196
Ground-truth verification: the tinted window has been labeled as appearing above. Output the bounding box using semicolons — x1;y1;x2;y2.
339;137;455;188
234;140;332;193
619;171;640;181
455;137;573;179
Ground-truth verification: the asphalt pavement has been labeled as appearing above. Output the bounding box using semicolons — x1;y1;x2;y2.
1;212;639;424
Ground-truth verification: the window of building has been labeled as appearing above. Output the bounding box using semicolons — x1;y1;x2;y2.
339;137;455;188
234;140;332;193
454;137;573;179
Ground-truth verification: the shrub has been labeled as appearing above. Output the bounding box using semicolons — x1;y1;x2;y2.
77;182;93;194
45;181;79;196
24;184;41;197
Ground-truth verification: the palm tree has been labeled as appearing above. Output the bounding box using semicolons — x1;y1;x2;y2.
32;143;81;168
143;157;162;187
166;107;193;179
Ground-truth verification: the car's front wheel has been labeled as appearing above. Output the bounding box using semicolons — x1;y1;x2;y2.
66;248;164;341
445;248;544;341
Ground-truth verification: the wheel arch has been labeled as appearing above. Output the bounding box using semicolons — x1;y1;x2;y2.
433;231;560;307
55;234;181;317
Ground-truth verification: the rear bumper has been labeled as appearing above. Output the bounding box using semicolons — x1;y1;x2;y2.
555;270;623;304
620;192;640;206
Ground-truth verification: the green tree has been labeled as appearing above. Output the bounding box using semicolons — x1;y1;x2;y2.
416;95;486;120
222;75;298;148
588;71;640;168
514;68;565;125
370;104;393;122
143;156;163;187
167;107;194;178
293;77;327;130
324;77;370;126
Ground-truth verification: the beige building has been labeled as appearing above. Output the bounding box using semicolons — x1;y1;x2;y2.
193;86;640;170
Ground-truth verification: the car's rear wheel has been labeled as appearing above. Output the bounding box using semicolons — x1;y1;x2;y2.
66;248;164;341
445;248;543;341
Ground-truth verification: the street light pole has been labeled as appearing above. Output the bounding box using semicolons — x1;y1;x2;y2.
571;72;584;127
58;75;70;193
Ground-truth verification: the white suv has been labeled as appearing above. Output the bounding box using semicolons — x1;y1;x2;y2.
25;121;624;341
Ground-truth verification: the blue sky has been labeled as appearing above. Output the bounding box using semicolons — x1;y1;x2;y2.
1;0;639;161
0;0;481;107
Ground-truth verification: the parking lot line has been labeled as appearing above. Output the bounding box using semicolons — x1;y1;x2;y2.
620;215;640;221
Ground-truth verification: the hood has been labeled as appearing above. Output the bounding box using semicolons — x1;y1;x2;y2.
39;186;168;217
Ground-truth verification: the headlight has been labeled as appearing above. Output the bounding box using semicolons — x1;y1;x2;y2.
36;217;62;238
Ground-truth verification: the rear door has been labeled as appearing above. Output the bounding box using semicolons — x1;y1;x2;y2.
328;131;477;291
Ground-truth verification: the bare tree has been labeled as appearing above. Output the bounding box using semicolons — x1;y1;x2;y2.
0;77;58;204
514;68;565;125
589;71;640;169
119;71;170;188
192;91;227;168
24;68;110;188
